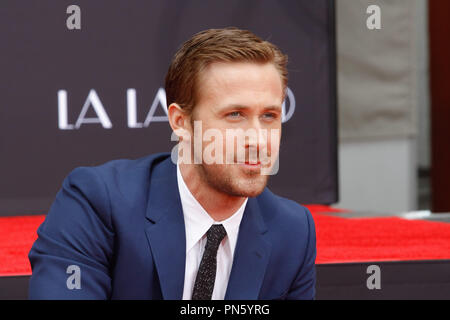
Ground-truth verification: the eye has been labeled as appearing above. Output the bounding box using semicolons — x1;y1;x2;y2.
261;112;277;120
227;111;243;119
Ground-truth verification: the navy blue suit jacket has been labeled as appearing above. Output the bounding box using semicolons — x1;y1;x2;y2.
28;153;316;299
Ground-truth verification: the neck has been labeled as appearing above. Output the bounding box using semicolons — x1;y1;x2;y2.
179;163;246;221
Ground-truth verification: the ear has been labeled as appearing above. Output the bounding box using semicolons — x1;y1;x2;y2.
168;103;191;141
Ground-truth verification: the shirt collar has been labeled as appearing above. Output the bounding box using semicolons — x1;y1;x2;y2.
176;163;247;253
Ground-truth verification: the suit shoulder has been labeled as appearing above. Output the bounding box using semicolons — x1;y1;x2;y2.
64;152;171;212
257;188;313;228
66;152;170;189
69;152;170;177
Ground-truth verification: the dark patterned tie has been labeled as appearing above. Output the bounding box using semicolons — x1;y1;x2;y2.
191;224;227;300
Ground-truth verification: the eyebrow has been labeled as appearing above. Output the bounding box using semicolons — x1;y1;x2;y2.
221;104;282;112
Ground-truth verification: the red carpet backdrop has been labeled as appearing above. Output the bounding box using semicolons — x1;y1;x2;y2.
1;206;450;276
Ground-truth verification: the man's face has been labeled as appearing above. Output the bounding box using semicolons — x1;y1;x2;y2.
188;61;283;197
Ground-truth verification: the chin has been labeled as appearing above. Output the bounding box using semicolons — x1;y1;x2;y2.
200;164;269;198
229;177;268;198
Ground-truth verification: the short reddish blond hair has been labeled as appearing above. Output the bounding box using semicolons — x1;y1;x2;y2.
165;27;288;113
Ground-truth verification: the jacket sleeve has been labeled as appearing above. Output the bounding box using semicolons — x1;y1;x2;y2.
286;206;317;300
28;167;114;299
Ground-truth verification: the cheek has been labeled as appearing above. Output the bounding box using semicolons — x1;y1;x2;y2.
265;127;281;150
270;133;281;149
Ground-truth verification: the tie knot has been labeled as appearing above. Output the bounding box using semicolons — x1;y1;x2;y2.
206;224;227;247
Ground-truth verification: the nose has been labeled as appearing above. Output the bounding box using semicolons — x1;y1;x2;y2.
244;117;259;146
244;118;268;161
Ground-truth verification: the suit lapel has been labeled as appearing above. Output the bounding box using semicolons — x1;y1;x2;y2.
144;158;186;300
225;197;271;299
143;157;271;300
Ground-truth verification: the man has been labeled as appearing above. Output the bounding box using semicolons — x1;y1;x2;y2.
28;27;316;300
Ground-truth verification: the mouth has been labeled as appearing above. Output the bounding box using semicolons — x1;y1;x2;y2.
240;160;262;170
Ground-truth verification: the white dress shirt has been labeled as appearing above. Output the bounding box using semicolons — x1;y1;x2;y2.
177;164;247;300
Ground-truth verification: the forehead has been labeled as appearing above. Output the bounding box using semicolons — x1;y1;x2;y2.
196;61;284;108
